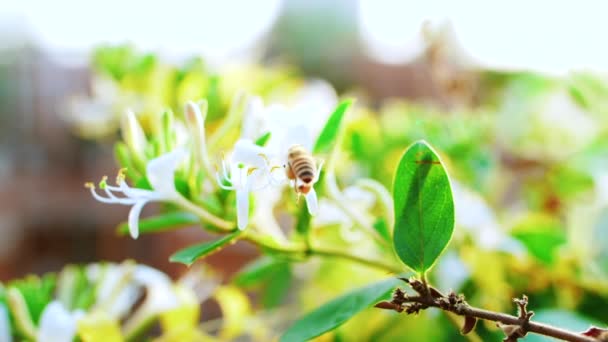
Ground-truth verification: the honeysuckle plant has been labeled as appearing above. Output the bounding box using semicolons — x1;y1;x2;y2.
0;262;238;341
39;48;608;341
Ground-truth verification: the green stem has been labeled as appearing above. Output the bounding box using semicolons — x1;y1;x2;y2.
242;234;401;274
311;247;402;274
175;196;235;231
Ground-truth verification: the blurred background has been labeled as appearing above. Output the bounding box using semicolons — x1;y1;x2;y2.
1;0;607;300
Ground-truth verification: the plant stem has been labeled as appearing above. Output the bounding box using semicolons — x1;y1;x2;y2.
455;306;595;342
311;247;402;274
389;282;596;342
242;234;402;274
176;196;234;231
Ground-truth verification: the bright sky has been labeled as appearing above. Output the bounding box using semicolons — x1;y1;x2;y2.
358;0;608;75
1;0;607;75
0;0;283;64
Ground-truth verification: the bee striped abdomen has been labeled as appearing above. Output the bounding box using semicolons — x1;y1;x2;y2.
287;145;316;184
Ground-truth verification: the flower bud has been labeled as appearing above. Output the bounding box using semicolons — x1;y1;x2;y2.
120;109;147;163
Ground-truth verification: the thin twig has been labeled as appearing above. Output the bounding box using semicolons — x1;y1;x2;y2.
376;279;596;342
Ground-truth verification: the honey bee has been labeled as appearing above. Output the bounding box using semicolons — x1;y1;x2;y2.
285;144;321;199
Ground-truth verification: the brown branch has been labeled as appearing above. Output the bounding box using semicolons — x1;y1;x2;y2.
375;278;597;342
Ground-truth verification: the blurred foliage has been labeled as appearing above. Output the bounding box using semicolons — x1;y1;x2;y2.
60;45;608;340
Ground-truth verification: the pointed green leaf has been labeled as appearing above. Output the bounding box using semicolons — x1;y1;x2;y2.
117;212;199;235
373;217;391;243
295;202;311;236
233;257;292;309
254;132;272;146
392;140;454;274
169;232;240;266
233;256;282;287
511;214;566;265
313;99;353;154
261;263;291;309
280;278;399;342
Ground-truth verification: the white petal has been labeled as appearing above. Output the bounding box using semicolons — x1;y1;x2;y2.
236;189;249;230
92;264;140;319
231;139;268;168
241;96;264;140
0;304;12;342
133;265;172;287
315;200;350;226
128;200;148;239
115;182;154;199
107;284;141;320
134;266;177;313
284;125;314;152
37;301;78;342
294;79;338;135
305;188;319;216
146;149;187;197
87;186;116;204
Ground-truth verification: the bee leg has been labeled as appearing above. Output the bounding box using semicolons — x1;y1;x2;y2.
286;163;296;180
296;191;302;204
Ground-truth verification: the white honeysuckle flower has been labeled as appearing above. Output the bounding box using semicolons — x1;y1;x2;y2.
452;181;525;254
316;186;376;241
240;100;336;216
123;265;179;335
132;265;178;313
241;80;337;148
86;148;187;239
0;303;11;342
87;263;140;320
216;139;273;230
234;82;337;224
37;301;84;342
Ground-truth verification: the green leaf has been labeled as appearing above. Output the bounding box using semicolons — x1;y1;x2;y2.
261;262;291;309
373;217;391;243
254;132;272;146
233;257;292;309
511;214;566;265
280;278;399;342
161;109;175;153
9;274;56;325
233;256;281;287
117;212;199;236
295;202;311;236
392;140;454;274
313;99;353;154
170;231;240;266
